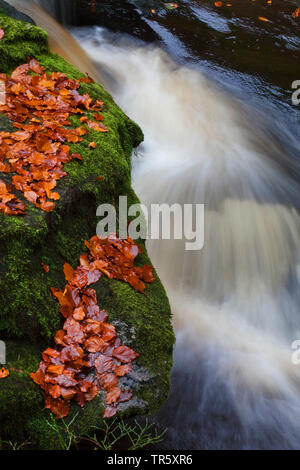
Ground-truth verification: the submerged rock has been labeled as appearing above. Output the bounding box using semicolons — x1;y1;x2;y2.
0;4;174;450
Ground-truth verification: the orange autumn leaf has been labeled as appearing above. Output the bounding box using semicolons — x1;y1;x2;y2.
105;386;121;405
214;1;223;7
94;113;104;121
47;364;65;375
89;141;97;149
87;120;108;132
114;364;131;377
0;367;9;378
63;262;75;283
258;16;270;22
73;306;85;321
41;261;50;273
292;8;300;18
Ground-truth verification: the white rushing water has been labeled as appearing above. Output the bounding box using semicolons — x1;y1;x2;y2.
9;0;300;448
72;27;300;449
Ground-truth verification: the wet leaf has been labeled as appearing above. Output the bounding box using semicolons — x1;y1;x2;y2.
0;367;9;378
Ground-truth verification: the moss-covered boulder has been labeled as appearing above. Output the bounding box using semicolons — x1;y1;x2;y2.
0;6;174;449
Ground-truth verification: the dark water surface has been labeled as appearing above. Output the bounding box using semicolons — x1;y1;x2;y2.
42;0;300;150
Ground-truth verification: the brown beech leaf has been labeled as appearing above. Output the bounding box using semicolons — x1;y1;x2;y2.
84;336;106;353
105;386;121;405
45;396;70;418
73;306;85;321
47;364;65;375
114;364;131;377
0;367;9;378
112;346;139;363
87;120;108;132
41;261;50;273
63;263;75;283
103;406;118;419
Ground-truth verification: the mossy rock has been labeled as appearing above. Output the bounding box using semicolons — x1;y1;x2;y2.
0;7;174;449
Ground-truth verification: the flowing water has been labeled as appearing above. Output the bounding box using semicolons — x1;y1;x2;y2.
9;0;300;449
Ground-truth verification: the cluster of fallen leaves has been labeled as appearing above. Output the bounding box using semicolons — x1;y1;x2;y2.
31;234;155;419
0;58;107;215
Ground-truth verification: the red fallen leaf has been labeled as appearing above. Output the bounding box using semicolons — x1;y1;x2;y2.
105;386;121;405
100;372;118;391
0;28;4;39
92;100;104;109
24;190;38;204
51;287;71;311
56;373;78;388
84;319;102;335
54;329;67;346
60;344;84;363
101;323;116;342
63;317;86;343
30;370;44;386
70;266;89;288
87;120;108;132
84;335;106;353
135;265;155;283
37;199;55;213
73;306;85;321
71;153;82;160
47;364;65;375
119;389;133;403
41;261;50;273
0;162;11;172
78;75;94;84
0;367;9;378
79;252;90;268
76;382;99;407
29;58;45;74
48;384;62;399
96;176;103;181
94;354;114;375
42;348;60;362
45;396;70;419
114;364;131;377
61;387;77;400
94;113;104;121
103;406;118;419
86;267;102;285
63;263;75;283
112;346;138;363
98;309;109;322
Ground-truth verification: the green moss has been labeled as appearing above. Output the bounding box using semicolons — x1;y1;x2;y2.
0;341;43;443
0;10;174;450
0;14;49;73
